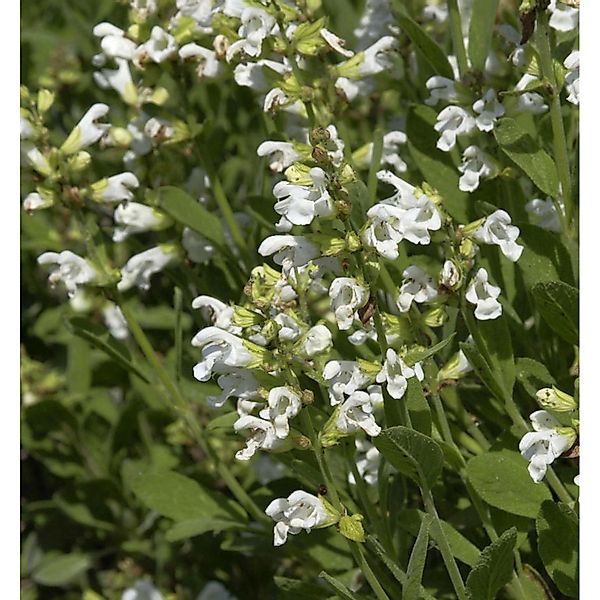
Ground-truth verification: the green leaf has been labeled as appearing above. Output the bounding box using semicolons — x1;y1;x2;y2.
404;515;430;600
466;450;552;517
494;118;559;197
515;358;556;399
517;224;575;288
536;501;579;597
374;426;444;489
165;517;245;542
367;536;437;600
459;343;507;405
67;317;149;383
32;553;91;587
398;509;481;567
391;2;454;79
157;185;226;247
468;0;499;71
319;571;363;600
405;378;432;436
404;332;456;366
463;310;515;400
466;527;517;600
406;105;471;222
507;564;556;600
125;465;247;523
532;281;579;346
274;577;331;599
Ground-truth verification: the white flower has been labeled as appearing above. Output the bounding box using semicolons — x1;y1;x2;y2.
397;266;438;312
323;125;345;167
434;106;475;152
144;117;174;141
515;74;548;114
192;327;254;381
439;259;461;289
208;369;260;408
179;43;221;78
334;76;364;101
337;391;381;437
377;169;417;203
472;89;505;132
122;579;163;600
354;0;396;49
359;131;407;173
465;268;502;320
348;439;381;486
358;36;398;76
422;3;448;22
226;8;275;62
144;27;177;63
425;76;457;106
564;50;579;106
37;251;97;298
274;312;302;342
21;143;52;175
103;303;129;340
23;192;52;212
302;324;332;356
400;194;442;245
130;0;157;18
192;295;238;332
458;145;495;192
364;203;406;259
265;490;332;546
233;59;290;90
519;410;575;483
93;172;139;203
329;277;370;331
113;202;171;242
548;0;579;31
273;167;333;230
320;28;354;57
258;235;320;271
182;228;215;264
94;24;137;60
376;348;424;399
257;141;300;173
259;387;302;439
473;209;523;262
525;197;563;232
234;415;283;460
263;87;291;113
117;245;177;291
323;361;371;405
61;104;110;154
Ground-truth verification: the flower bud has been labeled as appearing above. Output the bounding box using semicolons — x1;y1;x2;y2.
301;389;315;405
109;127;134;147
345;231;361;253
149;87;170;106
67;151;92;172
232;306;264;328
437;350;472;381
309;126;331;146
37;89;55;114
439;259;462;290
535;387;577;412
423;305;448;327
339;514;365;543
462;217;486;237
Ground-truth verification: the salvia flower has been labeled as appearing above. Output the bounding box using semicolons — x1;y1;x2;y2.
37;251;97;298
548;0;579;32
434;106;475;152
226;8;276;61
179;43;221;78
258;235;320;271
519;410;576;483
91;172;140;203
329;277;370;331
257;141;301;173
465;268;502;320
358;36;398;76
208;369;260;409
122;579;163;600
323;360;371;405
143;27;178;63
191;327;255;381
425;76;458;106
301;324;332;356
113;202;172;242
336;390;382;437
265;490;335;546
60;103;110;154
472;89;505;132
397;266;438;312
564;50;580;106
233;415;284;461
376;348;424;400
473;209;523;262
515;74;548;114
525;197;563;232
259;387;302;439
117;245;178;291
348;439;381;486
458;145;495;192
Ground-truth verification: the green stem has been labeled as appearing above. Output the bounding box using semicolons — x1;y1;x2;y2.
447;0;469;77
349;542;390;600
545;467;574;505
536;11;573;228
118;301;269;525
367;126;384;206
421;483;468;600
